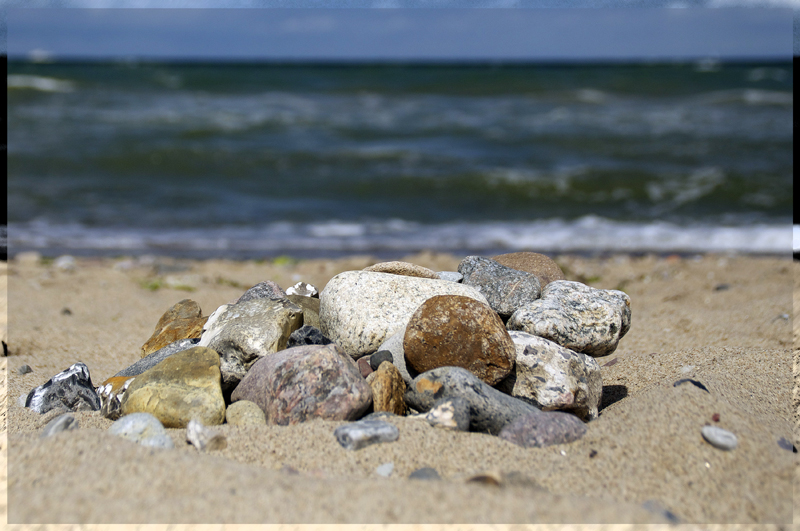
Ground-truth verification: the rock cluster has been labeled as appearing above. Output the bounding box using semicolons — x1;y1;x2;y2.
22;255;632;452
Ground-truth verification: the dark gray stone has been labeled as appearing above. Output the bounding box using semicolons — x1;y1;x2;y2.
25;362;101;414
498;410;587;448
286;325;332;348
458;255;541;317
40;413;79;438
405;366;540;435
334;419;400;450
369;350;393;371
409;467;442;480
17;364;33;375
236;280;287;304
114;338;200;378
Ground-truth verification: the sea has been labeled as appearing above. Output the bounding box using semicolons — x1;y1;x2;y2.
7;59;793;260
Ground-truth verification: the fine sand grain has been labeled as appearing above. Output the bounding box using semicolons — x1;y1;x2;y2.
1;252;795;525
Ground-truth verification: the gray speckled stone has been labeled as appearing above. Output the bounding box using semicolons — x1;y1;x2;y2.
405;366;539;435
334;419;400;450
199;298;303;392
236;280;287;303
108;412;174;449
437;271;463;283
507;280;631;357
114;338;200;378
498;331;602;421
25;362;101;414
458;256;541;317
319;270;489;359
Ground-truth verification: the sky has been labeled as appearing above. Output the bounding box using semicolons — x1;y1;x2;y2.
4;7;794;62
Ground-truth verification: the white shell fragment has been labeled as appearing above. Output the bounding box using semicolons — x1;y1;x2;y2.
286;281;319;298
186;419;227;451
701;425;738;451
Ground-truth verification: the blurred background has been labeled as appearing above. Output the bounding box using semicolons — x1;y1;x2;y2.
5;8;794;258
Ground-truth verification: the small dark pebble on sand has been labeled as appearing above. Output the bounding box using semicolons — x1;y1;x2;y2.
777;437;797;452
409;467;441;481
712;413;720;422
61;307;72;315
673;378;709;392
602;358;618;367
713;284;730;291
17;365;33;375
589;449;598;458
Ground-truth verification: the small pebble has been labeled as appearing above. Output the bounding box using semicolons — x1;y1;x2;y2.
369;350;393;371
109;412;174;449
777;437;796;452
17;365;33;375
54;255;76;272
409;467;441;480
40;413;79;438
701;425;737;451
186;419;227;451
333;419;399;451
61;307;72;316
375;462;394;477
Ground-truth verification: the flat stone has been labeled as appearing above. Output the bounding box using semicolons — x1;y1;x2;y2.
287;325;332;348
507;280;631;357
286;281;319;298
369;350;393;371
334;419;400;450
231;343;373;425
141;299;208;357
25;362;101;414
225;400;267;426
40;413;79;438
116;338;200;378
409;467;441;480
199;298;303;392
491;252;566;288
365;361;407;416
363;261;439;279
236;280;287;303
108;412;174;449
319;270;489;359
405;366;540;434
458;256;541;317
286;294;321;328
403;295;515;386
497;331;602;421
701;425;738;450
498;410;587;448
186;419;227;451
120;346;226;428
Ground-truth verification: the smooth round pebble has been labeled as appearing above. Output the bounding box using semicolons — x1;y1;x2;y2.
701;425;738;450
108;412;174;449
409;467;441;480
369;350;393;371
226;400;267;426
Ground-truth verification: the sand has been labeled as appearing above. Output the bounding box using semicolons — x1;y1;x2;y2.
0;251;795;525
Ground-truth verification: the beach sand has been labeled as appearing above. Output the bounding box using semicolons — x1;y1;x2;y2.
0;251;795;525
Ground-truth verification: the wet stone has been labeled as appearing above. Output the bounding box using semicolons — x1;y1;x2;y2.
701;425;738;451
458;255;542;317
25;362;101;414
334;419;400;451
108;412;174;449
498;410;588;448
40;413;79;438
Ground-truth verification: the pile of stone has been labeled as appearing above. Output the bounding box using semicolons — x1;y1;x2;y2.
23;252;633;451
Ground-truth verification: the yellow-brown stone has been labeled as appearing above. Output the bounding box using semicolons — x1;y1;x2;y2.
365;361;406;416
141;299;208;357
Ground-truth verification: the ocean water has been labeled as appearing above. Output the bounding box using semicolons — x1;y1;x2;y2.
7;60;793;258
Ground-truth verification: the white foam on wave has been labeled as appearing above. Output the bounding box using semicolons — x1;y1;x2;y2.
7;75;76;93
8;216;791;256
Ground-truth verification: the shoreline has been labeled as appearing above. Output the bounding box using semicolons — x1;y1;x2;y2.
2;251;796;524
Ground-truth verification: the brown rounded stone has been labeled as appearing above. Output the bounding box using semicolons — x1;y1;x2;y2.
491;252;566;288
141;299;208;357
403;295;515;386
365;361;407;416
363;261;439;279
